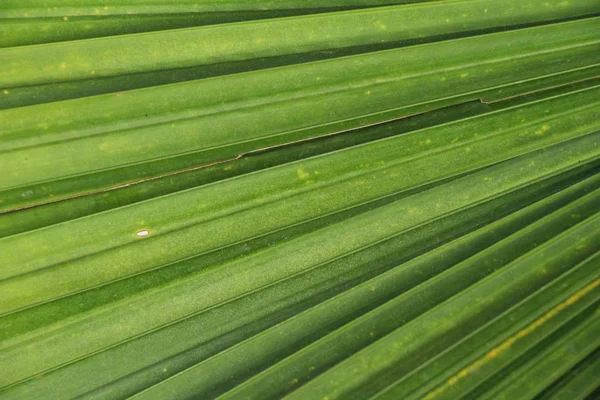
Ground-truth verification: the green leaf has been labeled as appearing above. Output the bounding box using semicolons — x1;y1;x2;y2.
0;1;427;47
5;163;592;399
2;18;599;211
1;4;599;399
4;0;598;86
2;84;598;313
137;183;600;400
2;0;598;104
375;257;600;399
535;349;600;400
280;215;600;399
1;131;597;396
0;100;491;237
472;303;600;400
0;0;424;18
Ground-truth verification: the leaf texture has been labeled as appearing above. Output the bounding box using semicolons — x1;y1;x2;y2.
2;0;599;106
2;17;599;212
0;0;431;46
1;5;599;400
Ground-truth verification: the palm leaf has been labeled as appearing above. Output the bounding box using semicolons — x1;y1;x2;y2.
1;2;598;399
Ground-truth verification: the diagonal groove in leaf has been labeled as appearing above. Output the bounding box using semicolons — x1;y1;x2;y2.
0;1;435;47
4;23;598;149
0;100;491;235
374;258;600;399
0;132;597;390
2;18;599;211
534;348;600;400
3;161;596;397
0;0;429;19
139;188;600;400
2;158;596;354
2;4;600;398
1;88;598;317
471;301;600;400
281;212;600;399
216;187;600;400
3;67;599;226
2;84;599;279
5;26;599;110
3;0;598;88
